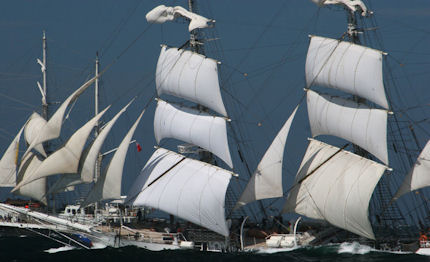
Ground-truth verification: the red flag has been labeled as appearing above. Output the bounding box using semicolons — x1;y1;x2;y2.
136;142;142;152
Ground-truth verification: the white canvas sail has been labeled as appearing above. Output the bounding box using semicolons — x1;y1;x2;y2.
14;152;47;205
127;148;232;237
307;90;388;164
79;101;133;183
394;140;430;199
25;76;99;156
146;5;212;32
306;35;388;109
235;106;298;208
14;106;110;190
154;100;233;168
283;139;387;239
156;45;227;116
81;110;144;206
0;126;24;187
24;112;47;156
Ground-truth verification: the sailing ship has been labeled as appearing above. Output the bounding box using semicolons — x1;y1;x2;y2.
0;0;429;253
0;30;147;248
122;0;430;252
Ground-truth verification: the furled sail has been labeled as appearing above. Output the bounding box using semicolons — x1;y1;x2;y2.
306;35;388;109
156;45;227;116
81;110;144;206
25;76;99;156
394;140;430;200
283;139;387;239
307;90;388;164
0;126;24;187
154;100;233;168
79;101;133;183
146;5;213;32
127;148;232;237
14;106;110;190
14;152;47;205
235;106;298;208
24;112;47;156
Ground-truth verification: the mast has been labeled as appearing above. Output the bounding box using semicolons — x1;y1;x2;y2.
344;6;408;231
187;0;203;55
39;31;51;211
94;53;101;220
41;31;48;120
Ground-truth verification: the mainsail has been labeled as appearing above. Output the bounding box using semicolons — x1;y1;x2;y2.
127;148;232;237
283;139;387;239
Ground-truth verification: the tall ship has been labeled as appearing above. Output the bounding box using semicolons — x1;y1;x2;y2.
0;0;429;254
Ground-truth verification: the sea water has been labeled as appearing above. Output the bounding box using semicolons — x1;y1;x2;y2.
1;236;428;262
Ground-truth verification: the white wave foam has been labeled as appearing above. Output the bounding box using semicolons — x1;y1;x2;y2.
254;246;300;254
338;242;371;255
91;242;107;249
44;245;75;253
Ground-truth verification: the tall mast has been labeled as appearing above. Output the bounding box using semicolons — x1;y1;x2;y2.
188;0;204;55
40;31;49;120
94;53;100;137
94;53;101;220
345;7;408;230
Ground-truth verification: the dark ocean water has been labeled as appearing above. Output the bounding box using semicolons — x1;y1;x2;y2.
1;236;429;262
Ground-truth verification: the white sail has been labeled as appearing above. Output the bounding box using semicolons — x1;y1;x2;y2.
306;35;388;109
127;148;232;237
283;139;387;239
79;101;133;183
156;45;227;116
0;126;24;187
310;0;368;16
394;140;430;199
25;76;99;156
146;5;213;32
14;152;47;205
307;90;388;164
235;106;298;208
14;106;110;190
154;100;233;168
82;110;144;206
24;112;47;156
